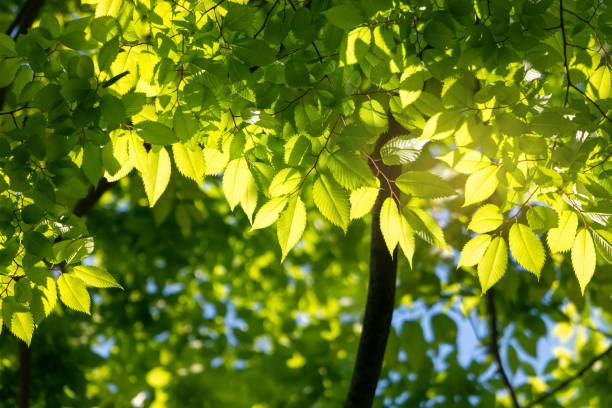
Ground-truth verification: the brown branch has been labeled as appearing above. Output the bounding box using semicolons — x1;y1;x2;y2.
344;115;403;408
527;345;612;407
254;0;279;39
73;178;116;217
18;341;30;408
487;290;521;408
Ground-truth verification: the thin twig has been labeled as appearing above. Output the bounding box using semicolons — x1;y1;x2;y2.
487;290;521;408
527;345;612;407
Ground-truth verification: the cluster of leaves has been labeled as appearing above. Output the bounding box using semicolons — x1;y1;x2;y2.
0;0;611;346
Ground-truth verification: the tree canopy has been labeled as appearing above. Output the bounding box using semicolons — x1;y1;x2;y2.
0;0;611;407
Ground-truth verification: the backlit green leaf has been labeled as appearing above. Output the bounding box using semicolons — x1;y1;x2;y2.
277;196;307;262
509;223;545;278
252;197;288;230
380;197;400;256
313;174;350;232
458;234;492;268
463;165;499;206
72;265;122;289
478;236;508;293
142;147;171;207
547;210;578;253
350;186;379;220
571;229;596;294
396;171;455;198
58;274;91;315
468;204;503;233
223;158;251;210
173;144;205;184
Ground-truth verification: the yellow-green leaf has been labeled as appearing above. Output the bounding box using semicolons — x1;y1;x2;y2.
313;173;350;232
222;158;250;210
547;210;578;253
396;171;456;198
128;131;148;172
477;236;508;293
458;234;492;268
269;168;302;197
398;215;415;267
57;274;91;315
421;110;461;140
72;265;123;289
142;147;171;207
327;151;376;190
571;229;596;294
509;223;545;278
468;204;503;233
463;165;499;206
586;65;611;100
437;148;491;174
173;143;205;184
277;196;307;261
2;298;33;345
252;197;288;230
350;186;379;220
241;172;258;223
380;197;400;256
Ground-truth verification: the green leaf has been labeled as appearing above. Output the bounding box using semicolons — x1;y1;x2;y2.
30;277;57;324
399;61;425;106
350;186;379;220
277;196;307;262
173;144;205;184
571;229;596;294
586;65;611;100
359;99;388;135
203;148;228;176
284;136;311;167
380;197;400;256
403;207;449;251
399;215;415;267
72;265;122;289
142;147;171;207
526;206;558;234
21;204;44;224
223;158;251;210
53;237;94;265
2;298;34;345
323;5;365;29
128;131;148;172
136;121;178;145
547;210;578;253
241;172;258;223
396;171;456;198
57;274;91;314
468;204;503;233
344;27;371;65
458;234;492;268
252;197;288;230
509;223;545;278
82;142;103;185
463;165;499;206
327;151;376;190
313;173;350;232
478;236;508;293
421;111;461;140
173;106;199;142
269;168;302;197
592;229;612;263
380;137;427;166
23;231;53;259
437;148;491;174
0;58;19;88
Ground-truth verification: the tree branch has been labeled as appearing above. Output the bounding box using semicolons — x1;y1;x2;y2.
487;290;521;408
0;0;46;112
344;116;402;408
18;341;30;408
527;344;612;407
73;178;116;217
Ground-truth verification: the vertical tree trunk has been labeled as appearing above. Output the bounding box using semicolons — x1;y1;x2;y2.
344;120;403;407
19;341;30;408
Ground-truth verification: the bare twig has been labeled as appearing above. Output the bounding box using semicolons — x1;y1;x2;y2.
487;290;521;408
